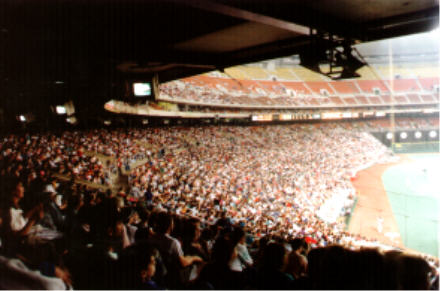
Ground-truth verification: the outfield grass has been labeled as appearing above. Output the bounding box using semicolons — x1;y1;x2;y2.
382;154;440;257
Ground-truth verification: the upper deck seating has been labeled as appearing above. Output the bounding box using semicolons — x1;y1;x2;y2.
356;80;389;94
331;81;360;94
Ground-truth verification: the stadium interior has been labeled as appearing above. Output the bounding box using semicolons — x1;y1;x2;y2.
0;0;439;289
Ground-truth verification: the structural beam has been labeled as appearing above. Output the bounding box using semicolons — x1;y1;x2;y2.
174;0;309;35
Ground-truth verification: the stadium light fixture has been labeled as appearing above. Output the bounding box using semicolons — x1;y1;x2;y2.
104;120;111;125
56;105;66;115
400;132;407;139
18;115;26;122
142;119;149;125
429;130;437;138
414;131;422;139
386;132;393;140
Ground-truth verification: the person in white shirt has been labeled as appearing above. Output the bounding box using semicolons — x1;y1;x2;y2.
0;255;67;290
230;227;253;272
147;212;203;288
7;181;44;239
377;216;384;233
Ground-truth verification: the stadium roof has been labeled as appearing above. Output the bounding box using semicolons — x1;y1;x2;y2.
0;0;438;119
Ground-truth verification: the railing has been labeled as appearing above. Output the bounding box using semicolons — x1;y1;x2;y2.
52;172;115;192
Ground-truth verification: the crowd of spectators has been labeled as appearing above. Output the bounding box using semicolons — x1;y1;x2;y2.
178;103;439;131
180;104;439;129
0;133;113;186
0;177;438;289
160;80;300;106
127;124;395;246
0;122;438;289
79;129;152;172
159;78;437;107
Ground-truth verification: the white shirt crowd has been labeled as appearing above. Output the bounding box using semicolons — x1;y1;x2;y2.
2;120;437;254
126;124;396;249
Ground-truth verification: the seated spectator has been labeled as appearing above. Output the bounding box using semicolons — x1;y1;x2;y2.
115;243;163;290
398;253;433;290
40;191;65;232
285;251;307;280
0;179;71;288
348;248;386;289
230;227;253;272
71;218;127;289
148;211;203;288
182;218;209;282
195;236;246;289
139;253;161;290
311;245;350;289
0;255;68;290
289;237;309;258
255;242;292;289
3;179;51;250
134;207;152;243
307;245;389;289
121;207;140;245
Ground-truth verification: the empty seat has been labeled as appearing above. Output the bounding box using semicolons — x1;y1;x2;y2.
356;80;389;94
355;96;369;105
387;79;420;92
367;96;383;104
418;77;439;91
407;94;422;103
343;97;358;105
305;81;336;95
330;81;360;94
329;96;344;105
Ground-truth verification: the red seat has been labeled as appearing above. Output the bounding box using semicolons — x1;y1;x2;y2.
305;81;336;95
356;80;389;94
329;96;344;105
406;94;421;103
330;81;360;94
355;96;369;105
387;79;420;92
418;77;439;91
343;97;358;105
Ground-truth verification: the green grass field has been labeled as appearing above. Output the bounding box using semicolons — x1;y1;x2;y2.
382;154;440;257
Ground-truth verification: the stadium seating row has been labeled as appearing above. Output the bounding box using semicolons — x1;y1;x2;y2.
160;74;439;107
220;64;440;81
185;75;439;95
